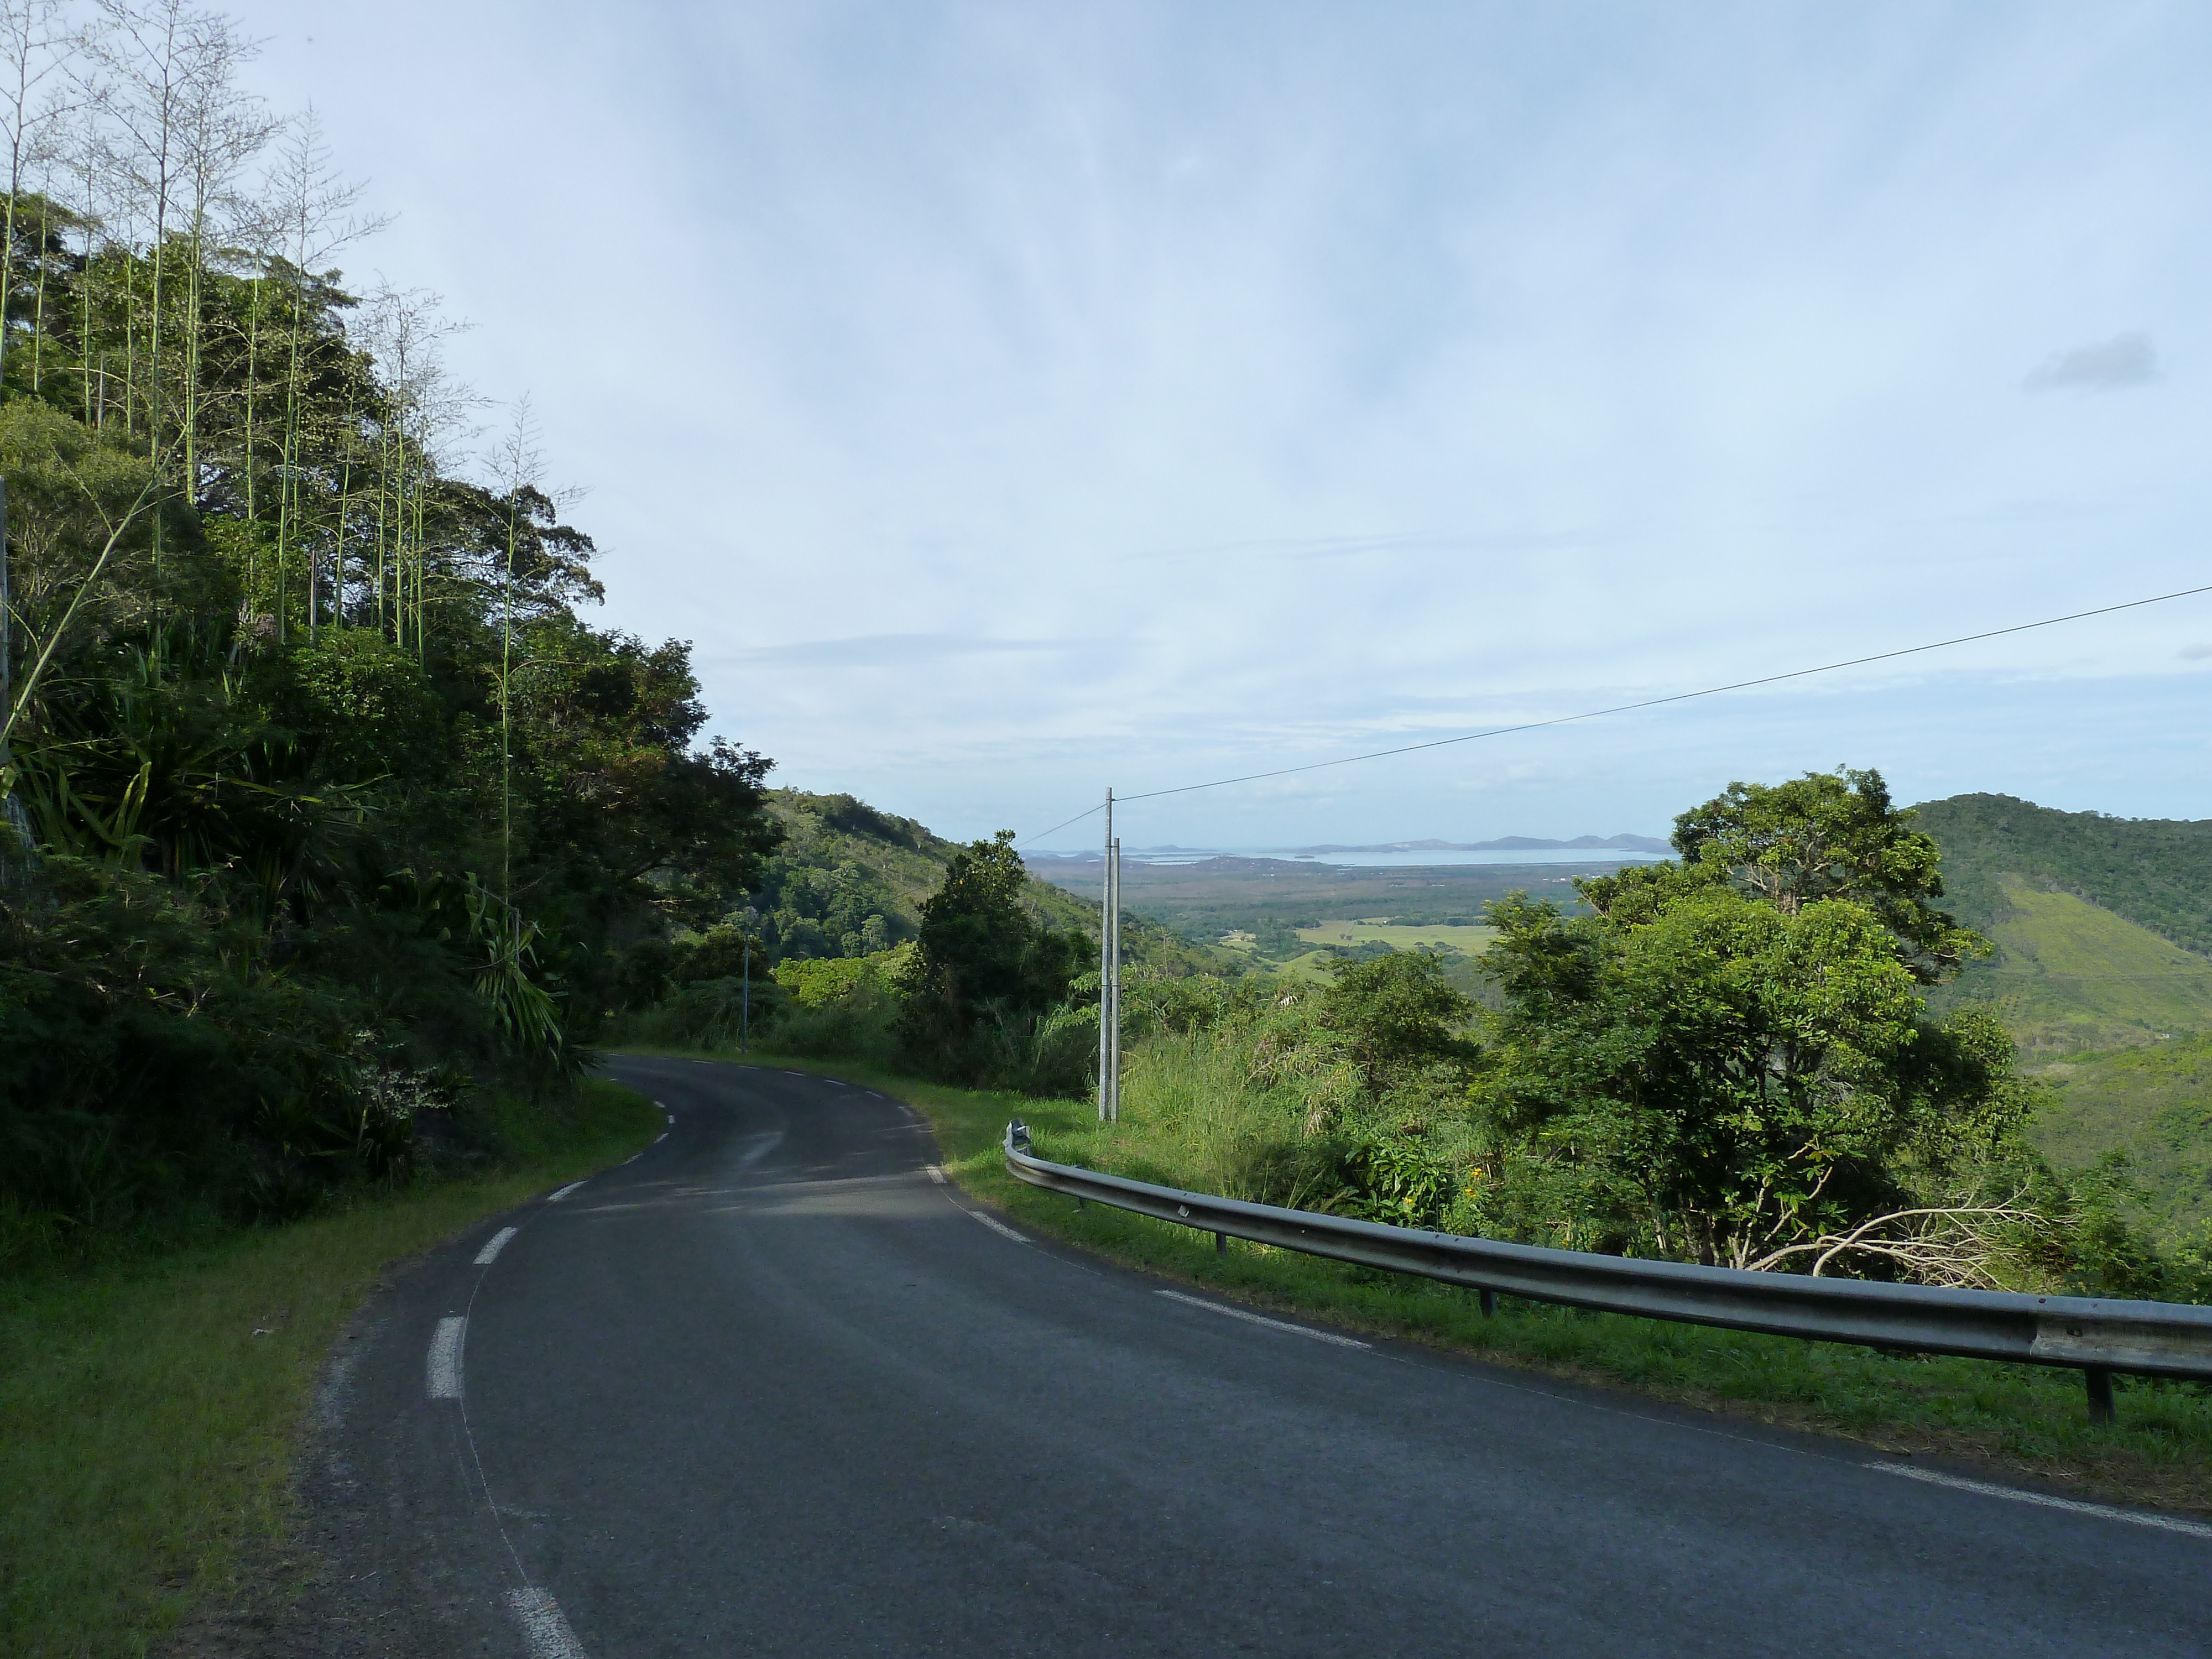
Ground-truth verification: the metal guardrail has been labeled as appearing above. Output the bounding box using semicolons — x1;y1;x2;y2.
1003;1122;2212;1420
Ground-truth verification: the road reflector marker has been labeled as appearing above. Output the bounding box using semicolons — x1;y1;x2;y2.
1156;1290;1371;1349
546;1180;587;1202
964;1208;1027;1243
507;1586;588;1658
426;1317;466;1399
1870;1462;2212;1538
473;1227;518;1266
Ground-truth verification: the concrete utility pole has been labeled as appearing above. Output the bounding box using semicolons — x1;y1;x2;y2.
1098;789;1119;1122
1108;832;1121;1122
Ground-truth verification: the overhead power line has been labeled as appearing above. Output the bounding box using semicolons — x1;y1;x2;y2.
1019;802;1105;848
1023;581;2212;842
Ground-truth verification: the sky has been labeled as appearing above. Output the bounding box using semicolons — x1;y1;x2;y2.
228;1;2211;848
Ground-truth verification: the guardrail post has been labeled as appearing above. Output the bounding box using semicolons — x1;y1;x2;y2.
1480;1289;1496;1319
2085;1366;2115;1425
1215;1231;1226;1256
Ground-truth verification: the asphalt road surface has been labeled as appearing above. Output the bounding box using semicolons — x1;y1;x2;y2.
295;1056;2212;1657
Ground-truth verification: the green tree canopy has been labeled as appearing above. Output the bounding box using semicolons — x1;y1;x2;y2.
899;831;1090;1081
1580;766;1980;983
1473;769;2037;1275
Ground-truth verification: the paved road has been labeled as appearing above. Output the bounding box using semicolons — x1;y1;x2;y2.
301;1057;2211;1657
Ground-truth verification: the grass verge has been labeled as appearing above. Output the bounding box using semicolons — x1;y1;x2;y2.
647;1044;2212;1516
1;1078;661;1659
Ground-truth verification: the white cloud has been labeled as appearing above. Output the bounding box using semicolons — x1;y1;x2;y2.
2025;332;2159;392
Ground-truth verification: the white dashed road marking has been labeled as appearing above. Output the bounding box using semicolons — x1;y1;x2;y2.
547;1180;587;1202
473;1227;517;1266
508;1586;588;1657
426;1316;466;1399
925;1165;947;1185
1870;1462;2212;1538
964;1209;1027;1244
1156;1290;1371;1349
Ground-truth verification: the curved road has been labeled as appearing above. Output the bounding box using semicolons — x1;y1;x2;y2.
295;1057;2210;1657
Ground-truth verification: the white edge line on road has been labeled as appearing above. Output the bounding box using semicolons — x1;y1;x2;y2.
925;1165;947;1184
784;1069;807;1077
964;1208;1027;1243
426;1316;465;1399
507;1586;588;1658
472;1227;518;1266
1156;1289;1371;1350
654;1132;667;1145
546;1180;587;1202
1870;1462;2212;1538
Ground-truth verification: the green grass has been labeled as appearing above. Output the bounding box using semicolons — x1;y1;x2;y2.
1940;883;2212;1055
656;1043;2212;1516
1;1079;662;1659
1293;920;1499;951
2030;1035;2212;1243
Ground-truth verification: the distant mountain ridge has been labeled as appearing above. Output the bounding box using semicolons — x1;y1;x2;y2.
1280;833;1672;855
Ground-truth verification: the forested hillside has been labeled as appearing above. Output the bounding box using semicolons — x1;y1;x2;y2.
1916;794;2212;952
0;6;778;1248
747;789;1218;973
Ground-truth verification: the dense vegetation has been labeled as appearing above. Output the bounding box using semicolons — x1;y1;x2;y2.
720;770;2211;1301
0;3;778;1255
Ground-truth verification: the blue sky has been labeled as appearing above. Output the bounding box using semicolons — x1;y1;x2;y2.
235;1;2211;847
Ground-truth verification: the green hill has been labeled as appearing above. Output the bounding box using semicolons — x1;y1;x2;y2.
1914;794;2212;954
749;791;964;959
1910;794;2212;1238
751;791;1217;975
1915;793;2212;1053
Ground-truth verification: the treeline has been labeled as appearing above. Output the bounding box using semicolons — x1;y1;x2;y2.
0;1;779;1250
624;831;1100;1097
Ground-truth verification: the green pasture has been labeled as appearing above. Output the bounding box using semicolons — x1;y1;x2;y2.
1293;918;1499;952
1944;883;2212;1053
2030;1035;2212;1242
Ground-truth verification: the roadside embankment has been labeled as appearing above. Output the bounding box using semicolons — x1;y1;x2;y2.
1;1079;661;1659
